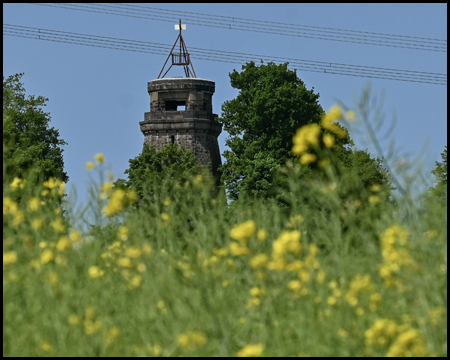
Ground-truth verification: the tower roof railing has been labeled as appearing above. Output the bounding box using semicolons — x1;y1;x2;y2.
157;19;197;79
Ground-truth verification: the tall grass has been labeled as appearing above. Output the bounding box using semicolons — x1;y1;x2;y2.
3;96;447;357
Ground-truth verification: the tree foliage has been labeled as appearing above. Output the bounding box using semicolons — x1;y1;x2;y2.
430;145;447;202
3;73;68;182
219;61;392;202
114;143;202;204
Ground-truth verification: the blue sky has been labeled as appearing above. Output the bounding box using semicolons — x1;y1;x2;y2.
3;3;447;206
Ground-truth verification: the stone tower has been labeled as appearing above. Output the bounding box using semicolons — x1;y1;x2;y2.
139;77;222;177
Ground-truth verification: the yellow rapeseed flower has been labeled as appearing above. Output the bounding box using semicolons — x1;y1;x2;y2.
327;296;337;306
3;197;18;215
249;287;266;297
118;226;129;241
125;246;142;259
298;269;310;283
370;184;381;192
69;229;81;242
88;266;104;278
230;220;256;243
323;133;335;148
3;251;18;265
328;280;338;289
267;257;287;271
12;210;25;227
300;153;316;165
117;257;133;268
177;331;207;351
95;153;105;163
157;300;166;311
148;344;163;356
229;242;250;256
249;253;269;269
364;318;398;346
10;177;23;190
213;248;229;257
105;326;120;346
43;177;63;192
246;297;261;308
292;123;321;155
321;105;347;139
40;249;54;264
369;293;382;312
272;230;301;258
84;319;102;335
428;307;446;326
161;213;170;222
288;214;304;228
287;260;304;272
56;236;71;251
101;181;113;195
40;341;53;353
68;314;82;325
386;328;427;357
257;229;268;242
28;197;40;212
288;280;302;291
86;161;95;170
237;344;264;357
346;110;356;121
57;182;66;196
316;270;326;283
128;274;142;290
368;195;380;204
137;263;147;273
142;244;152;256
51;218;65;233
103;189;126;216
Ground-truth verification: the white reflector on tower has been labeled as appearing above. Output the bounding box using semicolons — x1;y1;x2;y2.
175;24;186;30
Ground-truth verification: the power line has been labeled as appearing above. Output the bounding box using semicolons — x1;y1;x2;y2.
29;3;447;53
3;24;447;85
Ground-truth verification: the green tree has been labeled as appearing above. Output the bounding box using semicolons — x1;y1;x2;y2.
114;143;202;205
430;145;447;202
342;148;392;190
3;73;68;182
219;61;391;202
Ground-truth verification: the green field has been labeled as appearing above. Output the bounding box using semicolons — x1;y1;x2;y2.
3;98;447;356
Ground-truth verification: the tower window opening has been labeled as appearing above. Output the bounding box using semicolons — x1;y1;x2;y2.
171;135;175;144
165;100;186;111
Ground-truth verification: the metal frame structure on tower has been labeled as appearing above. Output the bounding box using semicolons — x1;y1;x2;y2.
157;19;197;79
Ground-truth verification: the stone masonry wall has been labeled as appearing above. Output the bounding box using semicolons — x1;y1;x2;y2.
143;130;222;175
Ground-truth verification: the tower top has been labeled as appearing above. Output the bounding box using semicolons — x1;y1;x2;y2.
158;19;197;79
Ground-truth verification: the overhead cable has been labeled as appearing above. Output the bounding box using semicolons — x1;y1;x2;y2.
29;3;447;53
3;24;447;85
